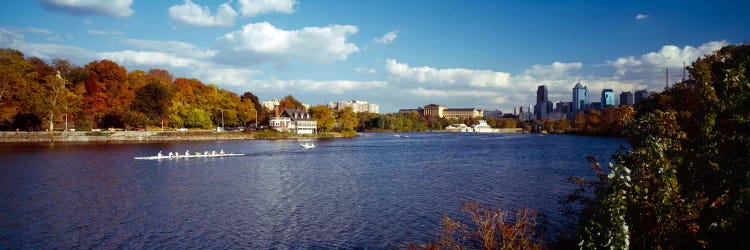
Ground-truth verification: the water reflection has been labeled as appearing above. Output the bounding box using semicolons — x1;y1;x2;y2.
0;133;626;248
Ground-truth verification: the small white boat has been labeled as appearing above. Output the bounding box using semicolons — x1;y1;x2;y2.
300;142;316;148
134;150;243;160
393;134;400;137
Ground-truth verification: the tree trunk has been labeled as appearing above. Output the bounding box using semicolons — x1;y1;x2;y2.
49;112;54;131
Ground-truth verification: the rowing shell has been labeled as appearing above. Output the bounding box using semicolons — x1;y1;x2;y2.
134;153;244;160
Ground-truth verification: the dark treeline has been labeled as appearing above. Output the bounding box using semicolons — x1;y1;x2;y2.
0;48;269;131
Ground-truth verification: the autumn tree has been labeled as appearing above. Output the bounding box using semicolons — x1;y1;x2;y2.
0;49;32;124
309;105;334;132
241;91;268;125
147;68;174;83
278;94;304;111
335;106;359;132
131;82;173;126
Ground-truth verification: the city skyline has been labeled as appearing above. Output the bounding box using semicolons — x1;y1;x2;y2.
0;0;747;112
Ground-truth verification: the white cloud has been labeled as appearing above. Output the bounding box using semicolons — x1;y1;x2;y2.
355;67;376;74
246;79;387;94
385;59;512;88
15;27;53;35
408;87;497;98
121;39;217;59
0;28;27;48
36;0;133;17
216;22;359;64
374;30;398;44
522;62;582;79
168;0;237;27
87;29;123;36
99;50;205;69
635;14;649;20
238;0;296;17
47;35;63;42
193;68;262;85
609;40;728;76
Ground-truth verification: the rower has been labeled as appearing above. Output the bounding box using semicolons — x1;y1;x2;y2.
212;150;216;156
185;150;189;156
158;151;162;157
168;152;173;157
220;149;225;155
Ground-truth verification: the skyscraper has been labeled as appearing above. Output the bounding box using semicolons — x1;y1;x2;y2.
572;82;589;112
534;85;551;120
634;89;650;104
601;89;615;108
619;91;633;106
536;85;548;103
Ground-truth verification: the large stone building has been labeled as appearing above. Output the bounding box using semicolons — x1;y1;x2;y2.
400;104;483;119
444;108;483;120
328;100;379;113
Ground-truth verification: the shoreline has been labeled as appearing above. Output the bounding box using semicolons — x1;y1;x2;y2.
0;131;344;143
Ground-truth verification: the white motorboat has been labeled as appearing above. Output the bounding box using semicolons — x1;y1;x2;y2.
300;142;316;148
134;150;243;160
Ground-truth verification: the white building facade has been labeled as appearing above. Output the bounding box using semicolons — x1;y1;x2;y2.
269;109;317;134
328;100;379;113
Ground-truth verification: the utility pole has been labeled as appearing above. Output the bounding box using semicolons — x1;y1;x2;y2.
221;109;224;129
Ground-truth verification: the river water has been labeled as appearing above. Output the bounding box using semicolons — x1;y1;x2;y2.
0;133;626;248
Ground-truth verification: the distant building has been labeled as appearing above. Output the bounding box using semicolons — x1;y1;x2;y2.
263;98;310;112
590;102;602;110
620;91;634;106
444;108;483;120
269;109;317;134
422;104;445;118
572;82;589;113
483;109;503;119
519;104;534;122
548;112;567;121
601;89;615;108
262;98;280;111
534;85;553;120
634;89;650;104
555;101;571;114
401;104;483;119
328;100;379;113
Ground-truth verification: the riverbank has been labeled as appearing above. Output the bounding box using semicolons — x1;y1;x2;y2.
0;130;346;143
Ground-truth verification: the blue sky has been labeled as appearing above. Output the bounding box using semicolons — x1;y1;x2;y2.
1;0;748;112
